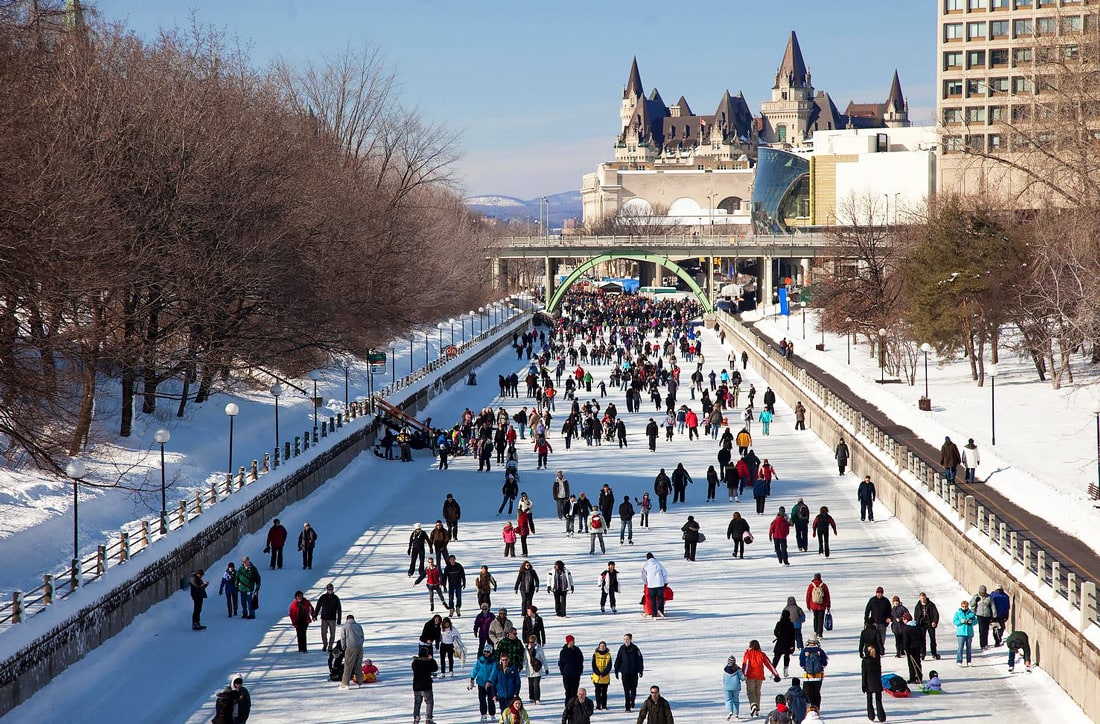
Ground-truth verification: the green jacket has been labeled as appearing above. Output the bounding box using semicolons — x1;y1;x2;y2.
235;564;261;593
496;635;525;671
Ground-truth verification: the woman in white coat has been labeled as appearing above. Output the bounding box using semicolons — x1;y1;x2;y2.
524;633;549;704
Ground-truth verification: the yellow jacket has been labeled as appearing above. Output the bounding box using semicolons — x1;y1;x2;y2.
591;648;612;685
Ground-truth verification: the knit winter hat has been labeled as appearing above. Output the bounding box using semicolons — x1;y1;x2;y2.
565;635;575;643
727;656;737;666
414;522;422;530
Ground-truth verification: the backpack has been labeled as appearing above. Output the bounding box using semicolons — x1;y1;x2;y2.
811;583;825;606
803;649;824;675
591;514;603;530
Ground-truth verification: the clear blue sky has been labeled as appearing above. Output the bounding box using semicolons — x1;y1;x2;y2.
92;0;935;200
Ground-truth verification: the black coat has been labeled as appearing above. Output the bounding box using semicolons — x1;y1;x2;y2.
774;618;796;654
212;685;251;724
563;695;595;724
522;614;546;645
412;655;438;690
613;643;644;676
314;591;342;621
681;519;700;543
858;626;880;658
727;517;750;540
408;529;429;553
861;654;883;693
865;596;892;625
298;527;318;551
914;599;940;627
558;644;585;677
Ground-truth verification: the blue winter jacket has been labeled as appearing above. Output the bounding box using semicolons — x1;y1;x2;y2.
471;655;498;686
990;590;1010;619
723;666;746;693
489;664;521;700
752;478;769;498
953;608;976;637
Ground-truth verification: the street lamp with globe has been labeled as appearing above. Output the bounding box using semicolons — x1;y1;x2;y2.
66;459;86;589
225;403;239;487
878;328;887;384
310;370;321;436
270;384;283;457
154;429;171;534
989;363;998;446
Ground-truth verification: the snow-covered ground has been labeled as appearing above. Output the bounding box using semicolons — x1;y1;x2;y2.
3;324;1088;723
743;307;1100;555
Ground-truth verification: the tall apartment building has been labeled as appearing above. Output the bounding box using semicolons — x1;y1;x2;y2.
937;0;1094;200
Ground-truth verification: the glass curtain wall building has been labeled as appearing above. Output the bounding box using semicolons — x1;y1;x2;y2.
752;147;810;233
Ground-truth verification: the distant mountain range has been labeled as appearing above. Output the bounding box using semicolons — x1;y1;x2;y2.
464;190;582;229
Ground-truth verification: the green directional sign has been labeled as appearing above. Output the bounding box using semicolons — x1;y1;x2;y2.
367;351;386;374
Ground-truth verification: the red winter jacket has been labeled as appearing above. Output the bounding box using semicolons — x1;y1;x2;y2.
741;648;778;681
289;598;314;626
768;515;790;540
267;524;288;548
425;566;442;587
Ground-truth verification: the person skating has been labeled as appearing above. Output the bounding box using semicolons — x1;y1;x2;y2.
811;507;836;558
514;561;540;613
793;402;806;431
798;637;828;709
218;562;238;618
265;518;287;569
636;684;674;724
598;483;616;522
789;498;810;552
805;574;830;640
641;553;669;618
412;644;439;723
189;568;209;631
288;590;315;653
212;673;251;724
315;583;342;652
635;492;652;529
439;616;464;677
857;476;876;522
408;522;429;579
488;607;514;648
559;635;585;704
600;561;620;613
588;508;607;554
861;644;886;723
423;559;448;612
618;496;635;545
914;591;941;660
500;472;520;516
522;604;546;645
591;641;613;710
670;463;692;504
727;512;750;560
645;418;659;452
443;554;467;617
524;633;549;704
470;642;499;721
653;469;671;513
614;633;644;711
768;507;791;566
475;565;498;609
297;521;317;569
834;439;849;476
864;586;891;650
443;493;462;541
752;473;769;516
742;639;781;718
784;596;807;650
547;560;575;616
517;493;535;556
563;686;595;724
553;471;571;519
723;656;747;720
489;653;521;712
681;515;701;561
772;609;797;677
990;585;1010;647
496;628;526;677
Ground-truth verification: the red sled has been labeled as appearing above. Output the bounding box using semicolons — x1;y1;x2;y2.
886;689;911;698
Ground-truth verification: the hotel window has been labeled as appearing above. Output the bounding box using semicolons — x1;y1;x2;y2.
944;79;964;97
989;77;1009;95
1011;105;1029;121
945;22;964;41
943;107;964;123
989;105;1006;122
945;0;965;10
944;51;964;69
967;78;987;97
967;21;987;39
1065;45;1080;61
969;0;986;8
1063;16;1082;33
1013;47;1032;65
1037;0;1056;6
966;107;987;123
990;20;1009;37
988;134;1003;151
1014;0;1032;6
1036;17;1056;35
1014;18;1033;37
967;50;986;68
990;48;1009;66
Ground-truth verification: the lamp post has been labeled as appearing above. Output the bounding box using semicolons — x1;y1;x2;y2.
706;192;715;233
66;459;85;589
1093;401;1100;499
883;194;889;227
448;318;455;346
989;363;998;446
437;322;445;359
478;306;486;334
894;192;901;225
154;429;170;535
310;370;320;435
467;310;475;340
224;403;239;487
845;318;852;365
878;328;887;383
342;361;350;411
390;345;395;382
409;336;414;374
920;343;932;400
271;384;282;455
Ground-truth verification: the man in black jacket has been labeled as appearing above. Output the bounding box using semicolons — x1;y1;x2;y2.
213;673;251;724
442;493;462;541
522;605;546;645
913;592;941;660
763;387;776;414
315;583;342;652
298;522;317;570
864;587;892;649
189;569;208;631
408;523;428;579
613;633;644;712
443;554;466;617
558;635;585;704
411;645;438;724
562;687;595;724
645;419;659;452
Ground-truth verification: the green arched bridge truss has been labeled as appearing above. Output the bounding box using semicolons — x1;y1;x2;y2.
545;253;713;314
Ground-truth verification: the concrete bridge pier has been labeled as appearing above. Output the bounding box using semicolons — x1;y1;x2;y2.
544;256;554;299
706;256;715;301
492;256;503;290
638;261;659;287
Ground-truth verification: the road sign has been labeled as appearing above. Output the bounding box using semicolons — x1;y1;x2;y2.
367;351;386;374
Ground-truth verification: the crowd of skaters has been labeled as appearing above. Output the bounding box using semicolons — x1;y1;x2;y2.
190;290;1036;724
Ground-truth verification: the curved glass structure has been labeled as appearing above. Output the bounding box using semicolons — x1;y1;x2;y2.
752;147;809;234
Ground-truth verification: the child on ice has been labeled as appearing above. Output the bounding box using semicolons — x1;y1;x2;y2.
723;655;747;720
